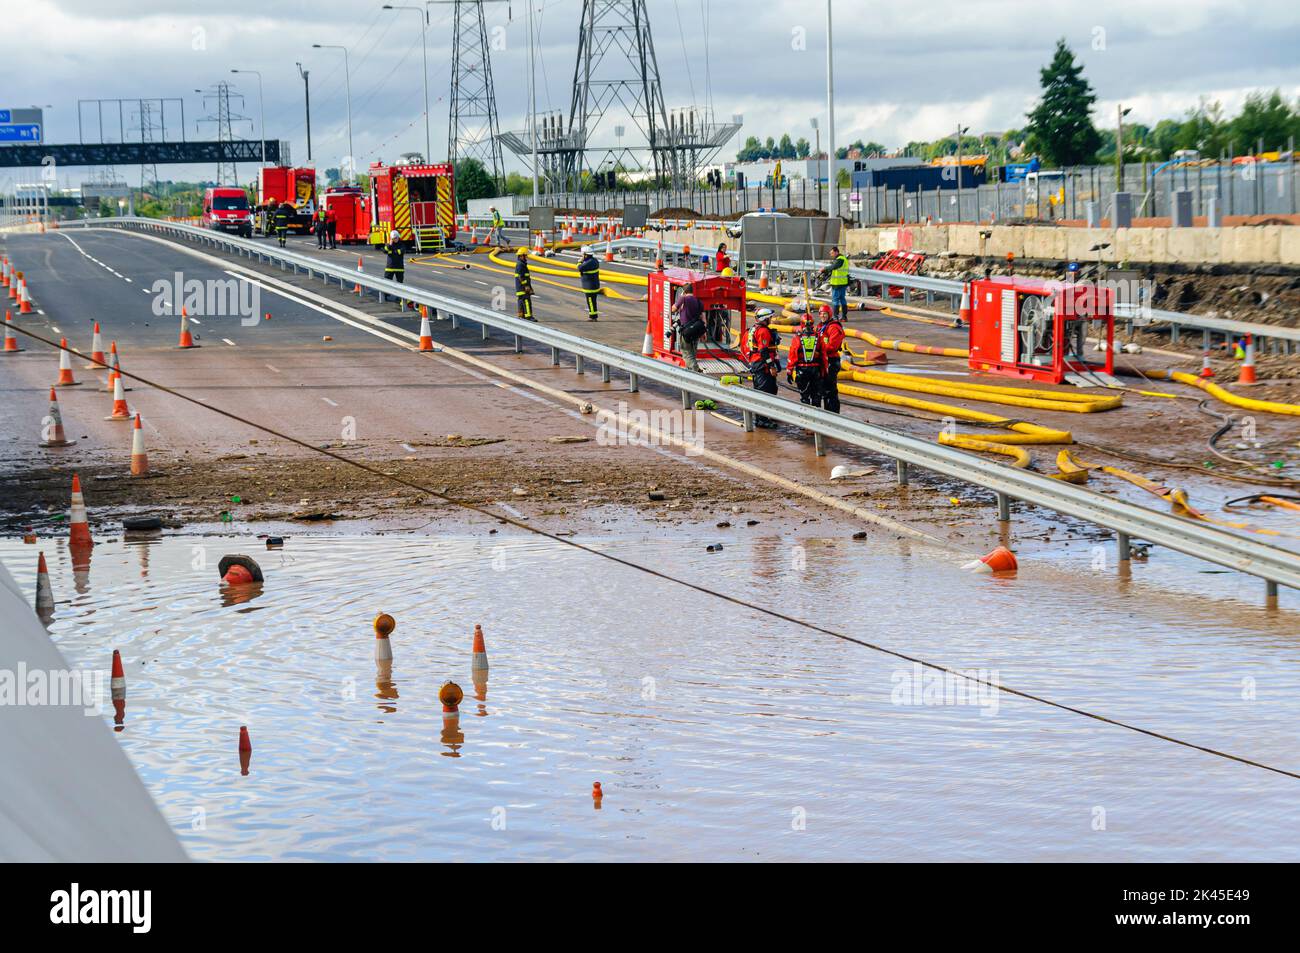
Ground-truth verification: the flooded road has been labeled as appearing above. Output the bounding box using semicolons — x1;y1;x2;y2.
5;527;1299;862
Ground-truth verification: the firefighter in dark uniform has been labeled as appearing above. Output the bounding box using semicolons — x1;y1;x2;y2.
786;313;826;408
745;310;781;428
515;247;535;321
578;247;600;321
273;199;292;248
815;303;845;414
383;229;406;306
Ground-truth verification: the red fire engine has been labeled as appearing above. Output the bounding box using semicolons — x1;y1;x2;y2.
646;269;748;374
368;161;457;251
256;166;317;235
321;186;371;244
966;276;1115;384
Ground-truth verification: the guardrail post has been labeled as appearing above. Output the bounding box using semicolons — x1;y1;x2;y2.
1170;323;1179;344
681;389;691;410
743;410;755;432
601;363;611;383
814;432;825;456
451;314;459;329
1117;532;1131;563
514;335;522;354
575;354;585;375
551;347;561;366
996;492;1011;522
1266;580;1279;603
896;459;909;485
481;322;489;341
629;372;639;393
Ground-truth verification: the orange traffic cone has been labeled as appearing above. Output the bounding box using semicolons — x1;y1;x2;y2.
2;311;22;353
962;546;1017;574
35;551;55;617
103;342;121;391
354;256;364;293
85;321;107;368
18;277;32;313
177;306;197;348
641;319;655;356
68;474;93;547
130;414;149;475
758;261;769;289
471;623;489;674
7;269;18;300
592;781;603;807
1238;334;1258;386
439;680;463;714
0;257;9;288
1199;350;1215;378
53;338;79;386
957;283;972;325
106;374;131;420
39;387;75;447
419;311;434;351
375;612;395;662
111;649;126;701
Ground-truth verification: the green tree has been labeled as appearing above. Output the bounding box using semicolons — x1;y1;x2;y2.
1230;90;1299;153
796;137;811;158
778;133;796;159
1023;39;1102;166
453;158;496;210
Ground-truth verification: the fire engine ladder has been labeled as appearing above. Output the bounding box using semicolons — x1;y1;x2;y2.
413;225;446;253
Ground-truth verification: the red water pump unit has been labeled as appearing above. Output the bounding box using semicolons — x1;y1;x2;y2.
646;269;748;374
967;276;1115;384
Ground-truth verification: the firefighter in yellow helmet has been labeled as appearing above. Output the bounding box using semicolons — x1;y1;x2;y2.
515;247;535;321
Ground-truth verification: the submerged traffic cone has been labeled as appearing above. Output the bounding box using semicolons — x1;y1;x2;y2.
957;283;972;325
53;338;79;386
177;307;197;348
105;374;131;420
471;624;489;673
374;613;395;662
592;781;603;808
418;312;434;351
1238;334;1258;386
68;474;93;547
440;680;464;713
34;552;54;617
39;387;75;447
961;546;1017;574
110;649;126;701
85;321;106;368
130;414;148;475
1199;350;1215;378
2;311;22;353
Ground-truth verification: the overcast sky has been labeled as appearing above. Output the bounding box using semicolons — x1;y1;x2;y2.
5;0;1300;188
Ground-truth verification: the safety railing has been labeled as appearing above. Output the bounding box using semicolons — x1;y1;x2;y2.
69;216;1300;593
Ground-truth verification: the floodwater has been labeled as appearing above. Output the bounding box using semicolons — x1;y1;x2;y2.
4;525;1299;862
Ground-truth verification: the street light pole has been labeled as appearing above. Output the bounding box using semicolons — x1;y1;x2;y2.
297;63;312;162
811;117;821;211
1116;104;1131;193
313;44;354;181
231;69;266;165
527;0;539;203
825;0;838;221
384;5;431;162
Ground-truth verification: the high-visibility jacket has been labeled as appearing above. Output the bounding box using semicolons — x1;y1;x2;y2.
745;324;780;364
828;254;849;287
817;317;845;357
578;255;600;291
491;210;504;228
787;328;826;372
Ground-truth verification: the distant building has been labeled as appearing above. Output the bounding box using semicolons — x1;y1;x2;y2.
723;155;924;186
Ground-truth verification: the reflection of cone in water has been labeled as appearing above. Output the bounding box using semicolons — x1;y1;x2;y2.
375;659;399;703
34;552;54;618
374;612;395;662
177;307;197;349
105;374;131;420
85;322;106;368
54;338;79;387
239;726;252;776
39;387;75;447
961;546;1017;575
418;312;434;351
70;536;92;594
130;414;149;475
69;474;93;547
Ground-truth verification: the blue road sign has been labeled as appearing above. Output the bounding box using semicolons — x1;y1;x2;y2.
0;124;42;142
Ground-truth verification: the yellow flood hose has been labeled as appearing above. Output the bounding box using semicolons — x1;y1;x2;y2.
1147;369;1300;417
838;367;1123;414
438;251;642;301
777;313;968;358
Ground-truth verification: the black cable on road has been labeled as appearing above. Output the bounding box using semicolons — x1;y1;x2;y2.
9;321;1300;783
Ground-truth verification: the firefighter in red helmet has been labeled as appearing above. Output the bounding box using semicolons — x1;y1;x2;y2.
786;312;826;408
816;303;845;414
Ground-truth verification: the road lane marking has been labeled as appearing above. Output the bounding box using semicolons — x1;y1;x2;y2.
400;442;418;453
265;364;280;373
221;338;236;346
321;397;338;407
